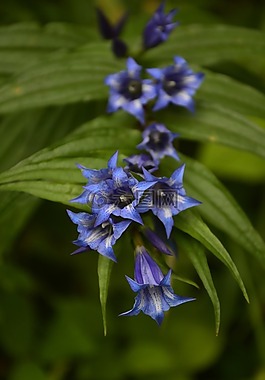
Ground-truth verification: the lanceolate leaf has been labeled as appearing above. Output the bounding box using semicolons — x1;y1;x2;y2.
174;210;249;302
159;103;265;159
143;24;265;66
0;22;97;74
98;255;114;336
180;155;265;268
0;43;123;113
177;232;220;335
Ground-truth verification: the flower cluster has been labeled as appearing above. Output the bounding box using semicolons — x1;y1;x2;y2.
68;2;204;325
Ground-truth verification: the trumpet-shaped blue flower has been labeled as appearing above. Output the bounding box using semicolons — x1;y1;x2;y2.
67;210;131;262
136;165;201;238
120;246;194;324
137;123;179;161
71;151;118;205
105;57;156;124
147;56;204;112
124;153;158;175
143;1;178;49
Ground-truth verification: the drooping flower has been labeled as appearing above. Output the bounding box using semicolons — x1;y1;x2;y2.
67;210;131;262
124;153;158;175
105;57;156;124
135;165;201;238
71;151;118;205
143;227;172;255
96;7;128;40
143;1;178;49
147;56;204;112
137;123;179;161
120;246;194;324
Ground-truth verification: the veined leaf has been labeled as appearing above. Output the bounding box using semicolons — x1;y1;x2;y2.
0;43;123;114
181;155;265;268
174;210;248;302
0;115;140;203
98;255;114;336
177;232;220;335
199;70;265;119
159;103;265;159
143;24;265;66
0;22;97;74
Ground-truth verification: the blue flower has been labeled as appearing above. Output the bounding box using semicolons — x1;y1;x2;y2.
71;151;118;205
120;246;194;325
143;227;173;255
89;167;144;226
67;210;131;262
147;56;204;112
143;1;178;49
137;123;179;161
124;153;158;175
135;165;201;238
105;57;156;124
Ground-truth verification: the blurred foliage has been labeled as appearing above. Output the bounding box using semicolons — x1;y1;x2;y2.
0;1;265;380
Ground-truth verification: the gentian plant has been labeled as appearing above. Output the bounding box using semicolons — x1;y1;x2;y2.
0;1;264;344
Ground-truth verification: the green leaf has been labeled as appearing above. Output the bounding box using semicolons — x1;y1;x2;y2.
0;43;123;114
174;210;249;302
178;155;265;268
199;70;265;119
142;24;265;66
0;114;140;204
198;144;265;183
98;255;114;336
159;103;265;159
0;22;97;74
177;232;220;335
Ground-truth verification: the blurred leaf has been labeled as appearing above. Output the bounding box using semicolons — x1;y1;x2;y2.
198;144;265;182
8;362;47;380
199;71;265;119
98;255;114;336
0;293;36;357
143;24;265;66
0;22;97;74
178;155;265;268
39;298;94;362
174;210;249;302
0;43;123;114
177;232;220;335
160;104;265;159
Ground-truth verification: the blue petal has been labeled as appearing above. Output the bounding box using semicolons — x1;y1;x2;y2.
176;195;202;213
119;294;142;317
107;93;126;113
120;204;143;224
94;204;116;226
153;92;171;111
160;270;172;286
169;164;185;187
108;151;118;169
97;237;117;262
112;167;128;187
154;207;174;238
125;276;143;292
146;68;163;80
127;57;141;77
113;219;131;239
135;247;164;284
122;99;145;124
144;228;173;255
70;190;90;205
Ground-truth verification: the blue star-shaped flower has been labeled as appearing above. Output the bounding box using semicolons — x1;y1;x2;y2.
147;56;204;112
143;1;178;49
135;164;201;238
71;151;118;205
105;57;156;124
137;123;180;161
89;167;144;226
120;246;194;324
123;153;158;175
67;210;131;262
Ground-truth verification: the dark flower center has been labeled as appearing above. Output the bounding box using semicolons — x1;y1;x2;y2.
123;79;142;100
162;73;183;96
112;186;134;208
148;131;170;151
